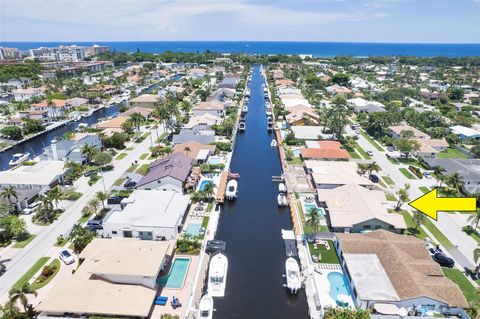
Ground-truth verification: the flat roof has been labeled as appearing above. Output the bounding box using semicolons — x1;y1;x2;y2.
291;126;325;140
305;160;372;186
0;160;65;186
450;125;480;137
343;253;399;301
106;190;189;228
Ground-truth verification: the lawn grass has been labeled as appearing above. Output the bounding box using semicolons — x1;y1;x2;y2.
436;147;469;159
422;218;454;249
463;226;480;243
397;158;425;169
12;234;36;248
155;132;169;143
77;214;90;224
201;216;210;228
141;132;151;139
136;164;150;176
308;240;340;264
206;202;213;212
442;268;480;303
399;168;416;179
347;150;361;159
419;186;430;194
12;257;50;290
360;131;384;151
287;157;304;165
387;157;400;165
115;153;127;160
126;164;139;173
386;194;397;201
355;143;371;159
382;176;395;185
390;209;428;239
378;179;387;188
126;147;134;151
88;175;101;186
30;259;61;290
113;177;126;186
139;153;149;160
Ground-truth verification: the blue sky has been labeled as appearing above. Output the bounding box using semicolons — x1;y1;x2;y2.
1;0;479;43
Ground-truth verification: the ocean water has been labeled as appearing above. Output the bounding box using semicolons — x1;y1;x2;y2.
2;41;480;57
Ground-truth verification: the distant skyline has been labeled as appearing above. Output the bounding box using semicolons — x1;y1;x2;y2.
1;0;480;44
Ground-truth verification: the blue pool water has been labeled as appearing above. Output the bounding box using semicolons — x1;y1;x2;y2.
292;149;301;156
328;272;351;301
303;204;325;217
186;223;202;236
157;258;190;288
199;180;214;191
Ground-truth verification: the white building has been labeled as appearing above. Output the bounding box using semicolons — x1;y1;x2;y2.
0;160;66;192
12;87;45;101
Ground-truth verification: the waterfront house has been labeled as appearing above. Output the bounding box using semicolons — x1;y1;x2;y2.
291;126;331;140
31;99;72;119
0;160;66;192
28;109;49;122
304;160;373;189
172;129;215;145
450;125;480;140
40;134;102;163
285;105;319;126
136;153;194;192
299;141;350;161
423;158;480;194
192;100;225;117
103;190;190;240
334;230;468;313
173;140;216;163
12;87;45;101
128;94;161;109
36;238;174;318
184;113;222;131
119;106;154;119
317;183;406;233
67;97;89;108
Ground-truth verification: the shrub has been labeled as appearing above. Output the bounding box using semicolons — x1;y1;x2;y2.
408;165;423;179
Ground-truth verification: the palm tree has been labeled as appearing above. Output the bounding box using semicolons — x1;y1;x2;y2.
445;172;464;193
184;146;192;157
36;195;54;223
47;187;63;209
474;244;480;277
81;144;97;165
201;182;215;201
468;210;480;230
305;207;321;233
88;198;101;216
412;211;426;230
356;163;369;175
1;186;18;205
95;191;109;210
366;161;381;176
9;283;37;312
395;183;410;211
130;112;146;135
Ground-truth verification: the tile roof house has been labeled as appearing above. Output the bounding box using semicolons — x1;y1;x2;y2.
389;125;430;140
317;184;406;233
335;230;468;312
304;160;373;189
32;99;72;118
173;141;216;162
285;105;319;126
300;141;350;161
128;94;161;109
40;134;102;163
136;152;194;193
192;100;225;117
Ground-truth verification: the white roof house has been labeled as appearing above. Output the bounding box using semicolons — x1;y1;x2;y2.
291;126;331;140
103;190;190;240
450;125;480;139
304;160;373;189
0;160;66;191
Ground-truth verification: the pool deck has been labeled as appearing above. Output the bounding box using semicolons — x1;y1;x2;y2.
313;268;355;310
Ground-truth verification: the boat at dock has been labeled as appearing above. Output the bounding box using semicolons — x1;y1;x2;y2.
271;139;277;147
208;252;229;297
266;108;272;116
277;193;288;206
285;257;301;294
278;182;286;193
9;152;30;166
239;121;246;132
267;122;273;131
198;294;214;319
228;171;240;179
242;105;248;113
225;179;238;200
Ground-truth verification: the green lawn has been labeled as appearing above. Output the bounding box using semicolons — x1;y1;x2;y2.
436;147;469;159
422;218;454;249
126;147;134;151
386;194;397;201
390;209;428;239
12;257;50;290
347;150;361;159
12;234;36;248
308;240;340;264
126;164;139;173
201;216;210;228
419;186;430;194
88;175;101;186
388;157;400;165
77;214;90;224
139;153;149;160
397;158;425;169
442;268;480;303
30;259;61;290
115;153;127;160
155;132;169;143
287;157;304;165
355;143;371;159
463;226;480;243
399;168;416;179
382;176;395;186
206;202;213;212
113;177;126;186
136;164;150;176
360;131;384;151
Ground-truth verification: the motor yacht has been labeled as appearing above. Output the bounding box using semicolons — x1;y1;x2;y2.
238;121;246;132
9;153;30;166
271;139;277;147
197;294;213;319
278;193;288;206
278;182;286;193
208;252;228;297
266;108;272;116
267;122;273;131
242;105;248;113
225;179;238;200
285;257;301;294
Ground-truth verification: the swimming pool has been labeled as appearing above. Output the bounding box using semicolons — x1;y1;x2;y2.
186;223;202;236
327;271;351;302
199;179;214;191
303;203;325;217
157;258;190;289
292;149;301;156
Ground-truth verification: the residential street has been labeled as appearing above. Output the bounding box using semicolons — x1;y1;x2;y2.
352;127;478;269
0;125;164;297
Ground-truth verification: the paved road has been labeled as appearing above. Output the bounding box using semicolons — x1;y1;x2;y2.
351;127;477;270
0;126;164;296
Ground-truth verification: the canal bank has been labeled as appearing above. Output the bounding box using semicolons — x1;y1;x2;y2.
213;65;309;318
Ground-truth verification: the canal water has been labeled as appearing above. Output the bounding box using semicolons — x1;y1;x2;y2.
213;65;309;318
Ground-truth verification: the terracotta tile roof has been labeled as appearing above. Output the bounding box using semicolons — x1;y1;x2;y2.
32;99;69;108
300;141;350;159
173;141;216;160
336;230;469;308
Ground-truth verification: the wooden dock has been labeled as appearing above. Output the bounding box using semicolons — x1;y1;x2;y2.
215;171;228;204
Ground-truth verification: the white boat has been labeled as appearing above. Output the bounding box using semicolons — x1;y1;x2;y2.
278;182;286;193
197;294;213;319
239;121;246;132
9;153;30;166
208;253;228;297
267;116;273;123
278;193;288;206
267;123;273;131
225;179;238;200
271;139;277;147
242;105;248;113
245;89;251;97
285;257;301;294
266;108;272;116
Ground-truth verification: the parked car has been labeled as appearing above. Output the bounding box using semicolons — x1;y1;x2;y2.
59;250;75;265
63;179;73;186
83;170;98;177
369;174;379;183
366;150;374;156
124;181;137;189
423;171;432;179
107;196;123;205
22;202;39;215
387;146;395;152
432;253;454;268
86;220;103;231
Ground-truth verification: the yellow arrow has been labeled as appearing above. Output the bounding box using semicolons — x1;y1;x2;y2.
408;189;476;220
